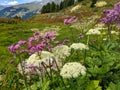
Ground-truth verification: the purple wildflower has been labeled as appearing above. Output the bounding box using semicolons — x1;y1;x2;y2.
54;41;62;46
28;37;35;42
114;2;120;13
8;44;20;54
64;16;77;25
29;46;37;54
20;50;28;54
63;39;69;44
34;36;40;41
8;44;15;53
35;43;45;51
64;19;69;24
14;44;20;50
18;40;26;45
101;2;120;25
34;31;40;36
42;32;56;40
27;65;38;69
27;65;38;73
79;33;84;38
28;42;32;49
10;60;14;64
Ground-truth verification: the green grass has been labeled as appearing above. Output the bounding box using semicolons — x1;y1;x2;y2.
0;0;120;89
0;21;75;71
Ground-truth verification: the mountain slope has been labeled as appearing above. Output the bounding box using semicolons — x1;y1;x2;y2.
0;5;6;10
0;0;63;19
29;0;120;23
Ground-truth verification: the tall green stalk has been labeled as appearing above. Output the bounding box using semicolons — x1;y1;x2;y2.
18;55;28;90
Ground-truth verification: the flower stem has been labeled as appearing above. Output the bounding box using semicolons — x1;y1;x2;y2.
53;57;66;87
18;55;28;90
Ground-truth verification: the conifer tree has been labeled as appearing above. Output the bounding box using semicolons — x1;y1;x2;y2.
46;3;51;13
77;0;83;2
90;0;97;8
55;4;60;12
50;2;56;12
60;1;64;10
41;5;47;13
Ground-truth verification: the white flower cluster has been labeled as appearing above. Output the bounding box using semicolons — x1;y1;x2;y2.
95;1;107;7
60;62;86;78
42;25;61;33
111;31;119;35
39;51;54;59
30;28;39;31
52;45;71;60
86;28;101;35
70;4;82;12
70;43;89;50
95;23;105;28
17;51;61;76
101;30;119;35
70;15;100;32
27;51;54;65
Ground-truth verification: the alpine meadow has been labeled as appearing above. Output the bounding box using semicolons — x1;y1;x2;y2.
0;0;120;90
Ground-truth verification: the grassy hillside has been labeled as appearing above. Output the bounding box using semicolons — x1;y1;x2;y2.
0;0;120;89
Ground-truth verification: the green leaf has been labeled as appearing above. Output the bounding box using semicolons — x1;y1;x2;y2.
42;80;50;90
107;82;120;90
86;80;102;90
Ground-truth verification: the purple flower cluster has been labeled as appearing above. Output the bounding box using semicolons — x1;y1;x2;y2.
101;2;120;25
8;31;56;55
54;39;69;46
64;16;77;25
27;64;38;74
27;31;56;54
8;40;26;54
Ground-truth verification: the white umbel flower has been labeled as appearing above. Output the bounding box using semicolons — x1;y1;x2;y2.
111;31;119;35
60;62;86;78
52;45;71;60
17;51;56;76
27;51;54;65
70;4;81;12
17;57;61;76
95;1;107;7
95;23;105;28
86;28;101;35
70;43;89;50
39;51;54;59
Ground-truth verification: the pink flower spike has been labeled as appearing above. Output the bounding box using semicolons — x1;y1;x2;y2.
34;31;40;36
20;50;28;54
29;46;37;54
14;44;20;50
28;42;32;49
10;60;14;64
35;43;45;51
8;44;16;53
8;44;14;51
63;39;69;44
18;40;26;45
67;16;77;23
34;36;39;41
64;19;69;24
28;37;35;42
64;16;77;25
